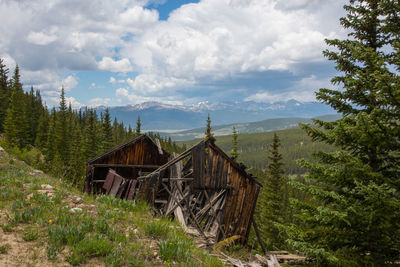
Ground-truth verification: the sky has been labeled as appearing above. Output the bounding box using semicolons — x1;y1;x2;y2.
0;0;347;108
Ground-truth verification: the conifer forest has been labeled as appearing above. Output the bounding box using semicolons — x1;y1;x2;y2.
0;0;399;266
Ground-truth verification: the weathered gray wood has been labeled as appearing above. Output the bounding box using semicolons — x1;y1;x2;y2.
92;164;160;168
195;189;226;222
161;182;208;241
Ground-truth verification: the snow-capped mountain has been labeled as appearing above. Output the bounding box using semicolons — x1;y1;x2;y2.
94;100;336;130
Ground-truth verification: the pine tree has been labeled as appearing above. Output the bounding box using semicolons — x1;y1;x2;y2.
135;115;141;135
67;120;85;185
4;65;29;147
287;1;400;265
45;108;57;164
54;88;70;165
35;109;49;150
83;109;98;160
230;126;240;159
204;114;213;139
0;58;10;132
259;133;286;250
101;108;113;151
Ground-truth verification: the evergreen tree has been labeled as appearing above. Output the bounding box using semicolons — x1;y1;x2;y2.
259;133;286;250
135;115;141;135
205;113;213;139
287;1;400;265
230;126;240;159
54;88;70;165
67;120;85;185
83;109;98;160
4;65;29;147
35;109;49;150
45;108;57;164
0;58;9;132
102;108;113;151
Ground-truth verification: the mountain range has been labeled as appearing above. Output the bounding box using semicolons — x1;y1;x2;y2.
94;100;336;131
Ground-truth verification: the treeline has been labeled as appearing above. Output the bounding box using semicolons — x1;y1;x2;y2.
0;60;185;185
201;127;336;175
245;1;400;266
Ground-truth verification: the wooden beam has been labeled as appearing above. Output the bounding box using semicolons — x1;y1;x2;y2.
161;183;208;241
91;164;160;168
162;178;194;182
251;218;266;254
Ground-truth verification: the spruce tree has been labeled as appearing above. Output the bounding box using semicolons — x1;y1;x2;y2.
35;109;49;150
102;108;113;151
45;108;57;164
135;115;141;135
259;133;286;250
83;109;98;160
0;58;9;132
67;120;85;185
204;114;213;139
230;126;240;159
4;65;29;147
287;1;400;265
54;88;70;165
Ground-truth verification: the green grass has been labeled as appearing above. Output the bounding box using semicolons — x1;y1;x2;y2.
0;148;225;266
0;244;11;254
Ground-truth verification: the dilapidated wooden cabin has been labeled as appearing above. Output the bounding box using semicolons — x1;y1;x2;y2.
84;134;170;196
84;135;261;246
136;138;262;245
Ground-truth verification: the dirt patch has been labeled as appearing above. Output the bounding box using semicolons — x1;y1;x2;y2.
0;228;58;267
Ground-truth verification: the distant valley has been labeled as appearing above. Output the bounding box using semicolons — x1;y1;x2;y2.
157;114;340;141
94;100;336;131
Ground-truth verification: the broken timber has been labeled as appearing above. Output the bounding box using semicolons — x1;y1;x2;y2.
84;134;262;246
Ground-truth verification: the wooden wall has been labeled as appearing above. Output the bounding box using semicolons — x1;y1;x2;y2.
192;141;261;242
88;136;170;182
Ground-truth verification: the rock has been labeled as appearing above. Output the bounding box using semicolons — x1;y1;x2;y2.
0;146;5;153
26;193;34;200
33;169;44;174
41;184;53;190
133;229;139;234
69;207;83;213
72;196;82;204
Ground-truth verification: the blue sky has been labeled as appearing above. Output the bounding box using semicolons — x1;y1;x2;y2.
0;0;346;108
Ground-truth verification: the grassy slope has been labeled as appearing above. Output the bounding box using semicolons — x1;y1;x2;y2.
181;127;336;175
0;150;224;266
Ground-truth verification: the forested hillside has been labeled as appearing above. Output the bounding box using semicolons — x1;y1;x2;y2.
0;60;185;186
181;127;335;174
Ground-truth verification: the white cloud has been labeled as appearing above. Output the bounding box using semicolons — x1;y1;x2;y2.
109;77;116;84
98;57;133;72
26;31;57;46
120;0;346;95
245;75;332;103
116;88;129;97
0;0;347;103
88;97;111;107
61;75;78;91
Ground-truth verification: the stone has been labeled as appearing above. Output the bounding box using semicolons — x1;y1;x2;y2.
69;207;83;213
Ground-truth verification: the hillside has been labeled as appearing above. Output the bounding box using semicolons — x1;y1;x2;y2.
161;114;340;141
181;127;336;175
0;149;224;266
